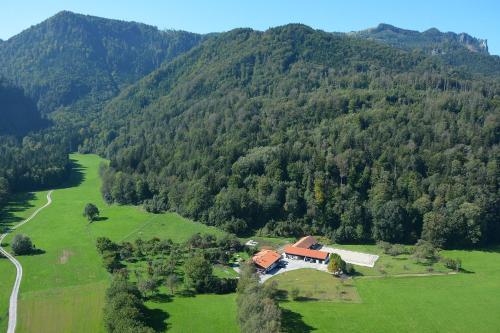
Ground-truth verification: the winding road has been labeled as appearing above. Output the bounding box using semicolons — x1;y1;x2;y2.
0;190;53;333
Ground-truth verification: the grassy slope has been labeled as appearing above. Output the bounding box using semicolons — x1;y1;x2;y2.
281;248;500;332
0;191;48;331
267;269;361;303
147;294;238;333
329;244;451;276
0;154;226;333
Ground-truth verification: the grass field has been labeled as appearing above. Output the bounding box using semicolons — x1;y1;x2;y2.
279;248;500;332
147;293;238;333
1;153;500;332
267;269;360;303
329;243;452;276
0;191;49;332
0;153;224;333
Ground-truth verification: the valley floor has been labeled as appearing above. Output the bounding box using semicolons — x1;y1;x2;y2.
0;153;499;332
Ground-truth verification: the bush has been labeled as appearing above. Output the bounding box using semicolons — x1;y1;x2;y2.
377;241;392;254
378;241;410;256
387;244;410;256
209;277;238;294
442;257;462;271
413;239;439;263
328;253;346;275
83;203;99;222
11;234;34;255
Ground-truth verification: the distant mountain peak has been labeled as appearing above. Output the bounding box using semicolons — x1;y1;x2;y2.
353;23;489;55
370;23;413;34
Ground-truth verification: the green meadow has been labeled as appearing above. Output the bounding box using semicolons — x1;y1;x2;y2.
280;248;500;333
1;153;500;332
0;154;224;332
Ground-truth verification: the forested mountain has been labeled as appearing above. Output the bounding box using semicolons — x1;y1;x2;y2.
79;24;499;247
0;78;47;136
0;13;498;248
0;78;69;211
0;11;202;114
350;24;500;77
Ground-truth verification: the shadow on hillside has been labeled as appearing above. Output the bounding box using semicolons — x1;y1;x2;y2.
294;296;320;302
459;268;475;274
148;293;173;303
476;246;500;253
0;192;37;230
281;308;316;333
144;307;169;332
91;216;109;223
275;289;289;302
177;289;196;298
53;158;86;190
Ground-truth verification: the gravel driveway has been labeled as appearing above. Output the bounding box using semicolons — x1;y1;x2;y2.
256;246;379;282
320;246;379;267
259;257;328;283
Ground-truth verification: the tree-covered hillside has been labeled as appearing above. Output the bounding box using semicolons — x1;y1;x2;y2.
80;24;499;247
0;11;202;114
0;78;69;210
0;78;47;136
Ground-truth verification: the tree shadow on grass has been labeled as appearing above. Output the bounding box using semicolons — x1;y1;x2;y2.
53;158;86;190
459;267;475;274
91;216;109;222
294;296;320;302
148;292;173;303
281;308;316;333
26;248;46;256
0;192;37;230
275;289;289;302
0;158;85;232
177;289;196;298
144;307;169;332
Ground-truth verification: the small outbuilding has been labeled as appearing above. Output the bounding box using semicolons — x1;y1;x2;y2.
292;236;319;249
252;249;281;273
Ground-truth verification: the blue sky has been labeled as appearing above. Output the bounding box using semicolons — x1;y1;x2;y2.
1;0;499;55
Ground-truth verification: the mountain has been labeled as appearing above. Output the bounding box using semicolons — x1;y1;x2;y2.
85;24;499;247
0;11;203;114
351;23;489;54
0;78;47;136
350;23;500;76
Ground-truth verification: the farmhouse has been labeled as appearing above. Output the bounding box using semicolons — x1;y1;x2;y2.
284;236;330;264
252;249;282;273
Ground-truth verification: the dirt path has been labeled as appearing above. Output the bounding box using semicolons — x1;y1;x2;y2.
356;271;458;279
0;190;53;333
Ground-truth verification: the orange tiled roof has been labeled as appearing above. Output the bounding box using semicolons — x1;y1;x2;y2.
293;236;317;249
252;250;281;269
284;245;329;260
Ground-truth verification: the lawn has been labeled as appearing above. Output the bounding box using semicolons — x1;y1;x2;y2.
0;191;49;331
328;243;452;276
267;269;360;303
0;153;225;333
279;248;500;332
147;293;238;333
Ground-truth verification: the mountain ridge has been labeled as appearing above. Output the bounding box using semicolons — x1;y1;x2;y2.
0;10;203;114
352;22;489;54
83;23;499;246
